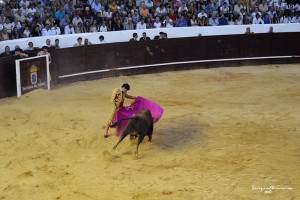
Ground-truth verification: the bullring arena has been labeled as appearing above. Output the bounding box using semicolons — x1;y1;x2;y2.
1;63;300;199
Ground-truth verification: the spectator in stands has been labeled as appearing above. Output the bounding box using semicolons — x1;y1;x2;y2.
263;14;271;24
74;37;83;47
60;14;71;32
10;27;19;39
64;0;73;13
268;26;274;33
35;2;44;16
91;0;102;15
3;19;13;34
234;1;243;18
11;18;20;30
259;0;269;14
114;19;124;31
42;24;52;36
31;25;42;37
64;22;75;34
25;42;35;50
228;14;235;25
107;19;113;31
37;46;51;63
82;7;93;23
55;39;60;49
72;13;83;27
83;21;91;32
45;39;52;48
177;15;188;27
18;23;28;38
245;27;254;34
124;17;134;30
164;15;174;28
140;5;150;18
235;15;243;25
15;9;26;23
198;9;208;19
99;21;107;32
74;0;83;13
220;2;230;17
280;13;291;23
253;13;264;24
20;3;29;17
2;5;13;19
75;22;84;33
145;0;154;10
129;33;138;41
55;7;66;21
140;32;150;41
15;48;29;57
132;10;140;24
219;14;228;25
291;14;300;23
84;38;92;45
51;23;61;35
23;26;31;37
155;4;167;19
90;19;99;32
153;17;162;28
99;35;106;44
136;18;147;29
45;15;55;28
209;14;219;26
0;46;13;57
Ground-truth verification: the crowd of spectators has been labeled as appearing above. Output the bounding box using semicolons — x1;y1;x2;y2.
0;0;299;41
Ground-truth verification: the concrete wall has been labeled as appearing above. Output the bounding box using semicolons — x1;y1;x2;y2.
0;23;300;51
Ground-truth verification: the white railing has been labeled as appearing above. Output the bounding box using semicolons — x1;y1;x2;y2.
0;23;299;50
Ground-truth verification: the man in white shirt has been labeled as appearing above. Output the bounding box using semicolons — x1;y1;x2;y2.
251;7;262;18
280;14;291;23
72;13;83;27
20;3;29;17
252;14;264;24
153;17;162;28
209;14;219;26
51;23;61;35
163;16;173;28
14;10;26;23
136;18;147;29
42;24;52;36
99;35;107;44
64;23;75;34
291;14;300;23
198;10;208;19
155;4;166;18
19;0;29;7
259;0;268;14
234;1;243;15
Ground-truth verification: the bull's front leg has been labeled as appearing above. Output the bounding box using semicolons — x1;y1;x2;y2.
113;130;129;150
135;134;145;157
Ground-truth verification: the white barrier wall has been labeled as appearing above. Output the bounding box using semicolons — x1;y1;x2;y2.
0;23;299;51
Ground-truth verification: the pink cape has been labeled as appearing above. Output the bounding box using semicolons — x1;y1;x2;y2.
112;96;164;138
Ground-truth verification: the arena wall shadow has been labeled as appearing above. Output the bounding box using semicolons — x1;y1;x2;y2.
1;32;300;99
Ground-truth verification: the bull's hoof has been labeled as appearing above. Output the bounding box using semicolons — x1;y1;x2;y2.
112;146;117;151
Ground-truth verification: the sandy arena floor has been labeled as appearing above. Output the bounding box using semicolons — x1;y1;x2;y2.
0;64;300;200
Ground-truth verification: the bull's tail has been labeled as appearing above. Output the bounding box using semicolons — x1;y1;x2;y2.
110;117;136;128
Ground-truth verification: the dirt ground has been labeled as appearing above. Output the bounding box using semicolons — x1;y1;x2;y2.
0;64;299;200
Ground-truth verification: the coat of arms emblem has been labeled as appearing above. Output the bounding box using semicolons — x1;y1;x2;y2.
30;65;38;85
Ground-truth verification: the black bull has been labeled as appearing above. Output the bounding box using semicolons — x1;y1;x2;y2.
110;109;154;156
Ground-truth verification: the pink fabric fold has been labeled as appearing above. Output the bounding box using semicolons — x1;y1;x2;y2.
112;96;164;138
